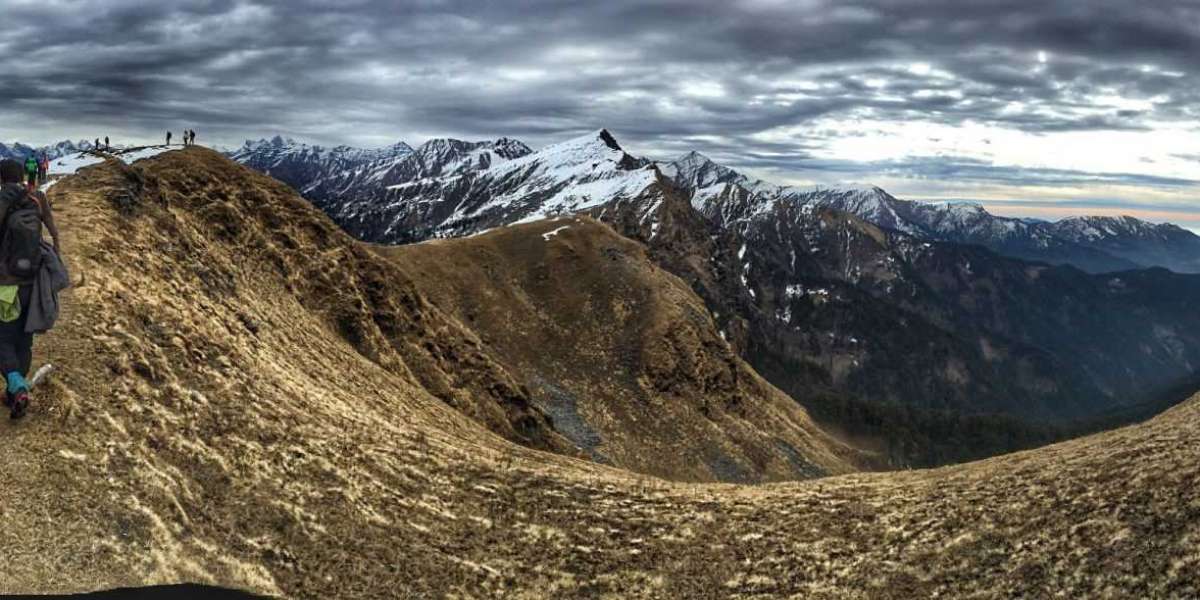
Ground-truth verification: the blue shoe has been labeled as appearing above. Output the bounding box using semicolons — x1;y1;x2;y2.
6;372;27;395
5;372;28;419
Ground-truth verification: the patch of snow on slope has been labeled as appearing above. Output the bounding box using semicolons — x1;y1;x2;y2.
542;225;571;241
50;153;104;175
50;146;178;175
523;169;658;223
121;146;177;163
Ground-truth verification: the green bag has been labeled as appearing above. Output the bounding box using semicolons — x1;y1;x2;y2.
0;286;19;323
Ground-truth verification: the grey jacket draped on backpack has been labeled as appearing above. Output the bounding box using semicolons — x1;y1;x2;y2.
25;242;68;334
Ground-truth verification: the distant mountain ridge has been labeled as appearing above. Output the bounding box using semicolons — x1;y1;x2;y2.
228;136;416;197
0;139;99;161
228;132;1200;274
663;154;1200;273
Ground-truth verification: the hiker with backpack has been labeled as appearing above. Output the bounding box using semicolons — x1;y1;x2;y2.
23;155;38;191
166;131;172;146
0;159;67;419
36;155;47;187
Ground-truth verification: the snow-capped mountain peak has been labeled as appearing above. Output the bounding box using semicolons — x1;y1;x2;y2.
1052;215;1161;240
665;151;750;189
236;128;665;243
490;137;535;159
226;129;1200;273
524;129;627;164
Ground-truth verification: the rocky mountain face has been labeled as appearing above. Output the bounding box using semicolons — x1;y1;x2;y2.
609;185;1200;464
322;131;652;243
231;130;1200;465
1045;215;1200;273
667;155;1200;273
226;136;416;196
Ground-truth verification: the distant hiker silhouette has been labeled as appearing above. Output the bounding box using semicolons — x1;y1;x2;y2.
94;138;101;152
36;155;47;187
167;131;172;146
0;159;68;419
189;130;196;146
104;136;110;151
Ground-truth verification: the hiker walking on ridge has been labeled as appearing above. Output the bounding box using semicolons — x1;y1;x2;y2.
23;155;38;192
0;159;68;419
104;136;110;151
166;131;172;146
189;130;196;146
94;138;100;152
36;155;47;187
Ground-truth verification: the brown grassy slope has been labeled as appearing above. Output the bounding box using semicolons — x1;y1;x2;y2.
0;147;1194;598
382;217;861;482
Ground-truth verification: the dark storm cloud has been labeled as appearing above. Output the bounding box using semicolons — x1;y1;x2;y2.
2;0;1199;190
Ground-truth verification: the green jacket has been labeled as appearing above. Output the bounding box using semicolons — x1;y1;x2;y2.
24;157;37;174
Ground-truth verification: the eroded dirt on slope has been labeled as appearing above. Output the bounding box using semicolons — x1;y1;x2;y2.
0;148;1194;598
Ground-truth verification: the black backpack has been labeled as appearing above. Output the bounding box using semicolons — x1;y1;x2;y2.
0;185;43;280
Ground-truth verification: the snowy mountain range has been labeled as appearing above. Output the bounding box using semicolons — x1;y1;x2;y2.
0;139;99;161
228;130;1200;274
662;154;1200;273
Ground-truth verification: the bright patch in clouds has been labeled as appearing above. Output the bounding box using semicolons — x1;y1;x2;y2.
817;120;1199;179
682;80;726;98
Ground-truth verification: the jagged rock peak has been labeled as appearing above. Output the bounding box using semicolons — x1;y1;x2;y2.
598;128;622;151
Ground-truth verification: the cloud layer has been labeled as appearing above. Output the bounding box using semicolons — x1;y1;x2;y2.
2;0;1198;224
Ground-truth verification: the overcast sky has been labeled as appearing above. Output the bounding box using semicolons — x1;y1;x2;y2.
1;0;1198;228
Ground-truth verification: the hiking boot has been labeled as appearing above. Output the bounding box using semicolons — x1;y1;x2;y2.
9;390;28;419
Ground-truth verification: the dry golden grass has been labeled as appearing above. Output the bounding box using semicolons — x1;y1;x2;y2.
0;148;1193;598
382;216;861;482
